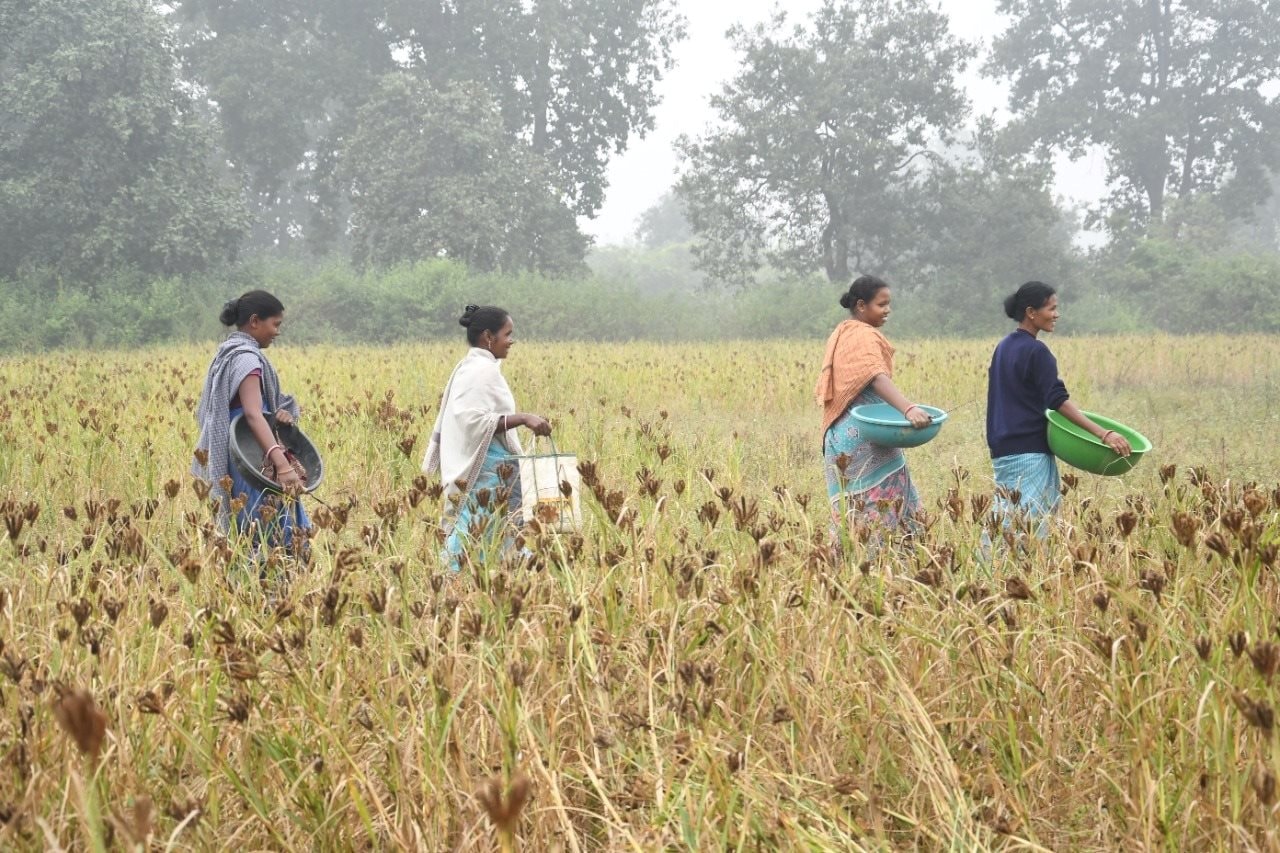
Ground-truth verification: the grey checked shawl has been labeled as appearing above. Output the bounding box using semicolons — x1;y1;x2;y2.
193;331;300;530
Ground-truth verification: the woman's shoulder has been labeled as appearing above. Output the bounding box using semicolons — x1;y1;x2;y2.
215;347;263;374
1025;334;1054;358
997;329;1050;353
233;350;266;370
452;350;505;387
830;319;882;343
849;321;892;352
1000;334;1058;377
823;319;850;341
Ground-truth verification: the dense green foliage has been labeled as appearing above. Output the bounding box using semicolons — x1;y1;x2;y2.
902;140;1081;336
1;0;1278;351
3;246;1278;353
673;1;1087;308
0;259;798;351
170;0;684;259
1;0;684;279
989;0;1280;233
677;0;975;284
342;78;587;274
0;0;250;280
171;0;394;252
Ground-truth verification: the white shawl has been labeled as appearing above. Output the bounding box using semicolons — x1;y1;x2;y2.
422;348;523;527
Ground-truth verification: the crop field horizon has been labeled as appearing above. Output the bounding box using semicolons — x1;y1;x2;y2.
0;333;1278;849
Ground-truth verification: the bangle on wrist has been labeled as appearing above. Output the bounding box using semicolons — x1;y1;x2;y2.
904;404;921;415
1100;430;1115;441
264;443;284;461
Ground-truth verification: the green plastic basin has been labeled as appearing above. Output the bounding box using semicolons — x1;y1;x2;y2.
1044;409;1152;476
849;403;947;448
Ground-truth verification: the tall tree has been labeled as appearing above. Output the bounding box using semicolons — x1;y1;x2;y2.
911;133;1081;334
676;0;974;284
634;191;693;248
392;0;684;217
342;76;587;274
989;0;1280;235
173;0;684;252
170;0;394;252
0;0;249;282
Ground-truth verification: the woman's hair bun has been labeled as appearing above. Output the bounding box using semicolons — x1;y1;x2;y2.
1002;293;1019;320
218;299;240;327
459;304;480;328
838;292;852;309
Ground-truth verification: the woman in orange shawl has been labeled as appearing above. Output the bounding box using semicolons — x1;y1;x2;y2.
816;275;932;542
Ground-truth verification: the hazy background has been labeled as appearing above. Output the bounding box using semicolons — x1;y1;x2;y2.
2;0;1278;350
585;0;1104;246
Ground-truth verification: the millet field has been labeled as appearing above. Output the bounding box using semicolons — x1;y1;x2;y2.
0;334;1279;850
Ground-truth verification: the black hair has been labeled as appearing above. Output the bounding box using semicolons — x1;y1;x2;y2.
839;275;890;312
1003;281;1056;321
459;304;510;346
219;290;285;327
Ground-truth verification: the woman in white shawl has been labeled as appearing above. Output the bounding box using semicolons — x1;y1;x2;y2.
193;290;309;554
423;305;552;572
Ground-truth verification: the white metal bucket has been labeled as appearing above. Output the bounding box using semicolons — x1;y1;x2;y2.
517;440;581;533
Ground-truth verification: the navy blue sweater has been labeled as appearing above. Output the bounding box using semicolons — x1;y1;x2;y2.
986;330;1070;458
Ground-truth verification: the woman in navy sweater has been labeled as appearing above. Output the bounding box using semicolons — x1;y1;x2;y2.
986;281;1131;534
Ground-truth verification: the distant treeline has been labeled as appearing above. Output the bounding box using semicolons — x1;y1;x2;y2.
3;237;1277;353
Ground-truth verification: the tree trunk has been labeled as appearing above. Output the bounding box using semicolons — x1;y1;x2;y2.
530;4;553;153
820;151;848;281
1145;0;1171;229
1146;178;1165;226
820;199;849;282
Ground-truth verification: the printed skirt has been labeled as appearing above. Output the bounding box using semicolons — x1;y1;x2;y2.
823;389;921;535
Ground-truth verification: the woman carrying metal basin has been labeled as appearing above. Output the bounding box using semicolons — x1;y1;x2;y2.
423;305;552;575
816;275;934;545
986;281;1131;537
193;290;311;555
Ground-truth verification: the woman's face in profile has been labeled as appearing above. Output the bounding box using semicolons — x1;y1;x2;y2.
856;288;892;328
485;317;515;359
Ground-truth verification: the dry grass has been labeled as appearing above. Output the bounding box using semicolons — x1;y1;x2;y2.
0;334;1277;850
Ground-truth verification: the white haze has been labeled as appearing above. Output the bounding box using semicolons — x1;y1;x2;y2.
581;0;1109;246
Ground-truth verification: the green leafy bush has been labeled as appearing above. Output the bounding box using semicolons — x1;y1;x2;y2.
3;246;1278;353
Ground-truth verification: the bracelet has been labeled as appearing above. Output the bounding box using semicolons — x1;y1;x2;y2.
264;443;284;461
1100;430;1115;441
904;405;921;415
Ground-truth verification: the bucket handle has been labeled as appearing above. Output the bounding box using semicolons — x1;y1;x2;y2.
523;433;565;458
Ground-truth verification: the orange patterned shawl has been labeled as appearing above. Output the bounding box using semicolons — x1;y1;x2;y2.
815;319;895;433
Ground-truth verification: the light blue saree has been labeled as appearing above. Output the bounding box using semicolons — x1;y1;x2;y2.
442;439;523;572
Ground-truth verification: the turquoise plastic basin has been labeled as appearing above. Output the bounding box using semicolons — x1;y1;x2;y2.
849;403;947;448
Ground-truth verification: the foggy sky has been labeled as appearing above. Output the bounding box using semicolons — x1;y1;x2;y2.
581;0;1109;246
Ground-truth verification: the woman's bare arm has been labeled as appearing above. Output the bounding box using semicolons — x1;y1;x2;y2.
870;374;932;428
1057;400;1132;456
239;379;304;493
